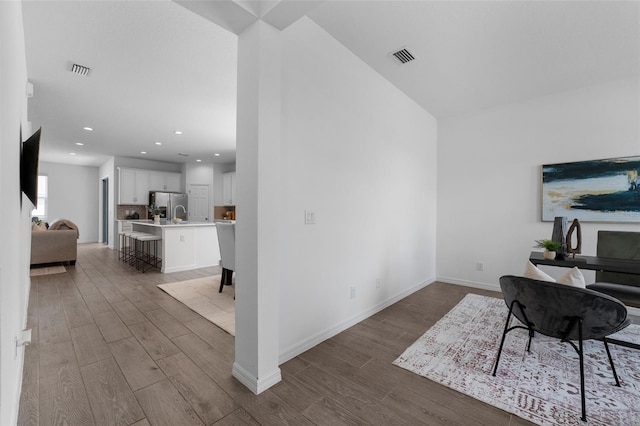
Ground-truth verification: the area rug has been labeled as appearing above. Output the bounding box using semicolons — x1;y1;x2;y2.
29;264;66;276
393;293;640;425
157;275;235;336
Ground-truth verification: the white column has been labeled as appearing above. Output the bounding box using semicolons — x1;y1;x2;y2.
232;20;282;394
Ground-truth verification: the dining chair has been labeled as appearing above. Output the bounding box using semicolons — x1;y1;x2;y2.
216;222;235;293
493;275;630;422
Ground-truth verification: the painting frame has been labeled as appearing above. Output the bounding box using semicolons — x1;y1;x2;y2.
541;155;640;223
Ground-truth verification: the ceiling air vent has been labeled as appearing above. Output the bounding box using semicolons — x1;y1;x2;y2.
70;63;91;77
178;153;189;157
391;48;415;64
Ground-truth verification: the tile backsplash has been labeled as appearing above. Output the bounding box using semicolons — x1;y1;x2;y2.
117;204;148;220
214;205;236;220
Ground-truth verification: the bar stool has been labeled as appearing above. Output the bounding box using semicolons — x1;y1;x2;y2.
118;232;127;260
135;234;162;272
123;231;148;266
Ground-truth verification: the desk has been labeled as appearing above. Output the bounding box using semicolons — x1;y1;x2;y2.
529;251;640;275
530;251;640;348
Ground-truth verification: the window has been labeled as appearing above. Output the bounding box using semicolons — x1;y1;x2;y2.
32;175;48;219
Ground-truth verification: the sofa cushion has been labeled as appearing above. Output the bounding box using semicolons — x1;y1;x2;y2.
49;219;79;238
31;222;46;232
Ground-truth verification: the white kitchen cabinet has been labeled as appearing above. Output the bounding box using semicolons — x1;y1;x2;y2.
135;170;149;204
118;168;150;204
119;168;137;204
222;171;236;205
149;171;181;192
149;172;166;191
164;172;181;191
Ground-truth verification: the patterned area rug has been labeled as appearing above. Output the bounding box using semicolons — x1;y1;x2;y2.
393;293;640;425
157;275;235;336
29;264;66;276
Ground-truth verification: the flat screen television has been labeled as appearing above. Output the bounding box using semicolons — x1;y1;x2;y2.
21;127;41;206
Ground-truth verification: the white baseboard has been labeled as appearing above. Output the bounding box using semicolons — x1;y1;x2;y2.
436;276;501;293
278;276;435;365
232;362;282;394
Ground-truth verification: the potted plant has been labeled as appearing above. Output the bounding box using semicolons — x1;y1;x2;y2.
149;204;161;224
534;239;562;260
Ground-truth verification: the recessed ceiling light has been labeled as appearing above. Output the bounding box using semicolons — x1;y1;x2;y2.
140;151;147;154
75;142;84;146
213;153;221;157
83;127;93;131
173;130;182;135
196;159;202;163
155;142;162;146
70;152;76;156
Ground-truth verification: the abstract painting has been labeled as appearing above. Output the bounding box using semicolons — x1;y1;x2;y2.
542;156;640;222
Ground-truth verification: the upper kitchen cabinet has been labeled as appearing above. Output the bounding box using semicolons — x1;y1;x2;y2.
149;171;182;192
222;171;236;205
119;168;149;204
120;168;183;205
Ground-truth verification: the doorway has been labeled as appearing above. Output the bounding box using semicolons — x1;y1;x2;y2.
102;177;109;245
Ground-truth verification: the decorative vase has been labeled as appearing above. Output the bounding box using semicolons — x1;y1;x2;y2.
566;218;582;258
552;216;568;259
154;215;160;224
544;250;556;260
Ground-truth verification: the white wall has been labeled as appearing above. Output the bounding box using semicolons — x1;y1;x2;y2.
437;78;640;290
39;162;100;243
0;2;32;423
278;18;438;361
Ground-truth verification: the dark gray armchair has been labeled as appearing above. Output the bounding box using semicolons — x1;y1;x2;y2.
492;275;630;422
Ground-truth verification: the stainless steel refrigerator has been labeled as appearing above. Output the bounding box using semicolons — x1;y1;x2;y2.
149;192;188;220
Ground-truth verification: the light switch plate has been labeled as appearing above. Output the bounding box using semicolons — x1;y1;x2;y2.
305;210;316;225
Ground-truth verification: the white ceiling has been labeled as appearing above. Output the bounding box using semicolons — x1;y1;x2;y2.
23;1;238;167
309;1;640;119
22;1;640;167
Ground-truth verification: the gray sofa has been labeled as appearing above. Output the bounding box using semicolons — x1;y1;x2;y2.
30;220;78;266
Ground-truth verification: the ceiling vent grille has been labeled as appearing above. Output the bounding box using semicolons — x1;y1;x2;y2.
70;63;91;76
391;48;415;64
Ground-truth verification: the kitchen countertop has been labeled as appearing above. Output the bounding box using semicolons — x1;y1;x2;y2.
130;220;216;228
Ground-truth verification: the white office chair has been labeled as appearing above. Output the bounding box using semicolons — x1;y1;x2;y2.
216;222;235;293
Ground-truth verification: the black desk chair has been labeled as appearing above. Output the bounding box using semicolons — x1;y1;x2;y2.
587;230;640;307
493;275;630;422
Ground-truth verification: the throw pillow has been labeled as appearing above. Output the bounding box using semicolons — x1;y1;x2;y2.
524;261;556;282
557;267;586;288
32;223;46;232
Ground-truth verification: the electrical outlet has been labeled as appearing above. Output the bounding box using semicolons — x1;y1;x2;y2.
476;261;484;272
376;278;381;289
180;235;185;242
350;286;356;299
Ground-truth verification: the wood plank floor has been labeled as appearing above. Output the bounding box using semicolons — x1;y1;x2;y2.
18;243;533;425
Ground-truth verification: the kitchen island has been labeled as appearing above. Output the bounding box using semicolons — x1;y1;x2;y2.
131;221;220;273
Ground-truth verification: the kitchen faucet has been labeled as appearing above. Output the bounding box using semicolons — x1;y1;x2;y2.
174;204;186;219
